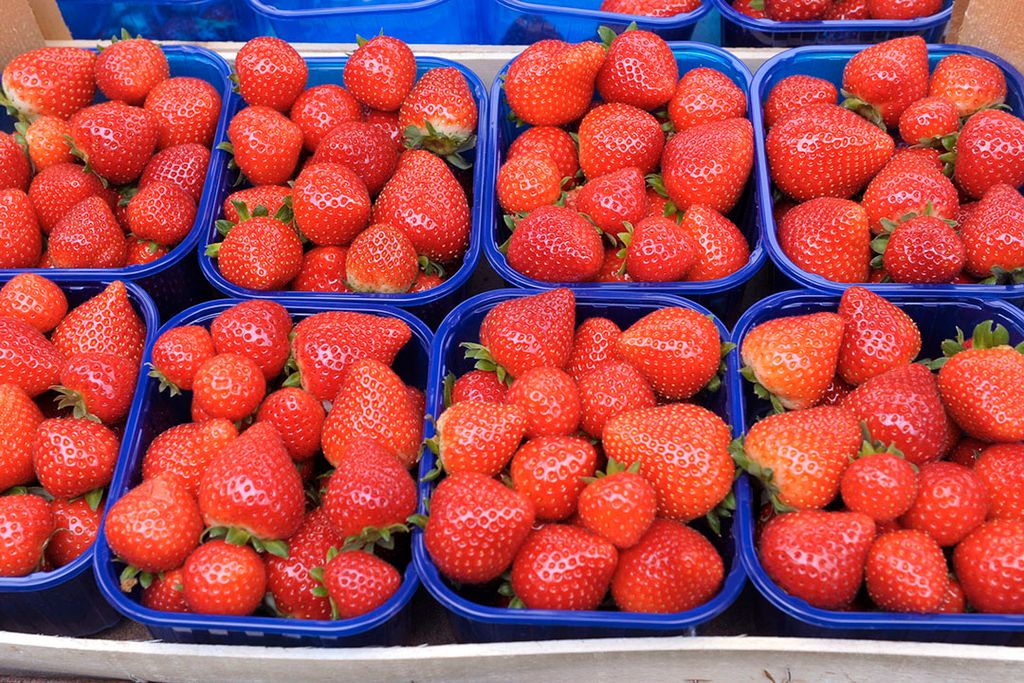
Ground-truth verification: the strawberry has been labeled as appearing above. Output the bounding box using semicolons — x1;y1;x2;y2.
345;224;420;293
867;0;941;18
566;317;621;382
578;459;657;549
842;37;929;129
668;67;746;133
504;40;605;127
935;577;967;614
290;311;411;402
234;37;306;112
578;103;663;179
0;189;42;268
191;351;265;422
474;288;576;380
740;312;844;411
139;143;211;202
510;524;617;610
510;436;597;521
430;400;526;476
366;109;405;152
144;76;222;149
210;299;291;381
312;121;399;196
105;473;204;577
0;133;30;191
763;75;838;130
604;403;733;521
575;167;647;236
959;184;1024;280
759;510;875;609
879;215;965;284
0;384;42;491
953;519;1024;613
450;370;507;405
764;0;830;20
600;0;700;14
0;494;53;577
227;106;303;186
94;34;169;106
399;67;478;160
1;47;96;120
507;126;579;180
68;102;159;185
767;103;894;202
289;84;361;153
595;246;630;282
127;181;196;247
777;197;870;284
53;281;145;367
865;529;947;612
343;35;416;112
506;367;581;439
953;110;1024;200
901;461;989;546
293;162;371;247
732;0;768;16
861;166;959;235
28;163;113;235
837;286;920;386
677;205;750;281
974;443;1024;522
841;452;918;522
321;359;422;469
222;186;291;224
149;325;215;394
125;236;165;267
898;96;960;146
0;317;64;398
929;52;1007;117
737;405;860;511
424;471;536;584
948;437;986;468
16;115;73;171
211;214;304;291
578;361;656;439
497;156;562;215
291;246;350;293
142;419;237;497
48;196;126;269
611;519;723;613
597;28;677;111
55;352;137;424
661;117;752;214
182;540;266;616
885;145;945;175
620;215;698;282
46;496;102;568
141;567;189;613
819;375;855;406
255;388;323;462
506;205;604;283
319;549;401;619
264;508;340;619
372;149;470;263
33;417;119;499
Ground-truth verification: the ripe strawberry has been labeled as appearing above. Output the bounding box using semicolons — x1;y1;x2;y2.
293;162;371;247
320;549;401;619
508;126;579;180
1;47;96;120
424;471;536;584
264;508;339;620
234;37;306;112
124;237;169;268
577;361;655;439
312;121;399;196
0;383;42;492
867;0;941;18
182;540;266;616
507;205;603;283
53;281;145;367
597;28;677;110
612;519;723;613
861;165;959;234
510;436;597;521
430;400;526;476
578;460;657;548
0;189;42;268
289;84;361;153
948;436;986;468
865;529;947;612
601;0;700;14
506;367;581;439
929;53;1007;117
46;496;102;568
505;40;605;127
764;0;830;20
778;197;870;284
898;96;960;146
68;102;159;185
566;318;621;382
668;67;746;133
497;156;562;215
191;353;265;422
759;510;875;609
222;186;291;224
740;312;844;411
55;352;136;424
974;443;1024;522
212;215;304;291
142;419;237;497
94;34;169;106
15;115;72;171
935;577;967;614
27;163;112;235
676;205;749;281
595;246;630;282
450;370;507;405
210;299;291;381
884;145;946;175
33;417;119;499
510;524;617;610
824;0;871;16
953;519;1024;613
345;224;419;293
901;461;989;546
365;108;404;153
959;184;1024;280
0;317;64;398
105;473;204;575
763;75;838;130
372;149;470;263
578;103;663;180
127;180;196;247
149;325;215;395
953;110;1024;200
841;452;918;523
144;76;222;149
141;567;189;613
139;143;211;202
661;117;752;214
837;287;920;386
254;388;323;463
291;246;350;293
0;134;28;193
343;35;416;112
0;494;52;577
575;167;647;236
604;403;733;521
619;215;697;282
842;37;929;128
227;106;303;186
732;0;768;16
321;359;422;469
48;196;126;269
399;67;478;159
475;288;575;380
880;215;965;284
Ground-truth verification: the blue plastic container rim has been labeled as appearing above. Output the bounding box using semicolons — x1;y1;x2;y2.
0;279;159;595
411;288;748;630
752;43;1024;299
730;289;1024;632
94;297;431;639
491;0;711;28
0;45;233;286
484;43;766;296
712;0;953;33
245;0;453;19
199;55;488;309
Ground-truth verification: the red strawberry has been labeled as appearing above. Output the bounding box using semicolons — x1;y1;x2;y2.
506;367;581;439
33;417;119;499
865;529;948;612
604;403;733;521
764;0;830;20
740;312;844;411
763;75;838;129
677;205;750;281
212;214;304;291
127;180;196;247
48;196;127;269
312;121;399;196
17;115;73;171
497;156;562;215
28;163;113;235
291;246;350;293
510;436;597;521
668;67;746;133
144;76;222;149
126;240;164;268
953;110;1024;200
255;388;323;463
343;35;416;112
948;436;986;468
319;550;401;618
0;189;42;268
182;540;266;616
507;126;579;180
0;384;43;491
778;197;871;284
0;495;53;577
210;300;291;381
399;67;478;159
0;134;30;192
142;567;189;613
960;184;1024;280
901;462;989;546
661;117;752;214
46;496;102;568
620;215;698;282
842;37;929;128
974;444;1024;522
474;289;575;381
575;167;647;236
289;84;361;153
880;215;965;284
142;419;237;497
732;0;768;16
68;102;159;185
595;246;630;282
292;162;371;247
898;96;960;146
450;370;507;405
953;519;1024;613
611;519;723;613
234;37;306;112
345;224;419;293
601;0;700;14
94;34;169;106
0;317;64;398
1;47;96;119
264;508;340;620
861;165;959;234
55;352;137;424
424;471;536;584
929;52;1007;117
759;510;875;609
227;106;303;186
149;325;215;394
505;40;605;127
139;143;211;202
841;452;918;522
507;205;604;283
597;28;677;110
566;317;621;382
511;524;617;610
578;361;655;439
867;0;941;18
222;186;291;224
431;400;526;476
54;281;145;367
191;354;265;422
935;578;967;614
837;286;921;386
578;459;657;548
578;103;663;179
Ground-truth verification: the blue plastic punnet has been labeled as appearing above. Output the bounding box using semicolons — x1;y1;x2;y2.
57;0;253;40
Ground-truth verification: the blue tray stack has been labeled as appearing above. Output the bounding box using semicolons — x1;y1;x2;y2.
58;0;252;43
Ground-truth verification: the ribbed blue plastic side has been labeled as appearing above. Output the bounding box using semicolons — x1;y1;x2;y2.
731;290;1024;644
712;0;952;47
484;44;766;325
198;56;488;328
0;279;159;637
751;44;1024;303
56;0;254;39
411;288;747;643
94;299;430;647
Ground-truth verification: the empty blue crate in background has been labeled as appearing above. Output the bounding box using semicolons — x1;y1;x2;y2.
58;0;253;40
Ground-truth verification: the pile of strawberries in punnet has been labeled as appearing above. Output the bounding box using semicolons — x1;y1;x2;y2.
767;37;1024;286
423;288;735;613
496;27;752;284
0;276;147;577
0;34;220;268
209;35;476;295
737;287;1024;615
733;0;942;21
104;301;424;618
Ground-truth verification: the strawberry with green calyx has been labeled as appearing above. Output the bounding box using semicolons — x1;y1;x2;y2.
596;24;677;111
506;205;604;283
399;67;477;168
182;540;267;616
53;352;137;424
0;493;53;577
310;547;401;619
207;201;303;291
577;458;656;549
510;435;597;521
344;34;416;113
617;216;698;282
841;37;929;130
960;184;1024;282
509;524;618;611
870;209;963;285
840;435;919;523
2;47;96;120
148;325;215;396
929;53;1007;118
424;400;526;478
264;508;339;620
504;40;606;128
94;30;169;107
